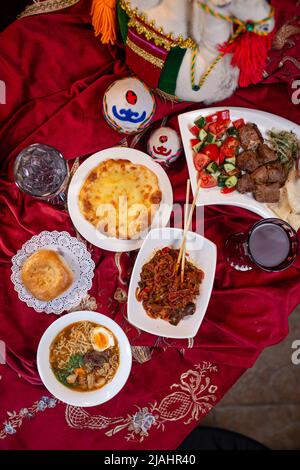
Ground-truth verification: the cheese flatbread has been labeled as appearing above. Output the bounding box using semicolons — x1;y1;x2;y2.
78;159;162;239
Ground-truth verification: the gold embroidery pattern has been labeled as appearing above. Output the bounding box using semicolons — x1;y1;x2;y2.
114;252;129;286
18;0;81;19
279;56;300;71
126;37;164;68
120;0;197;51
272;23;300;51
128;18;173;51
131;346;153;364
65;361;218;442
114;287;127;304
67;294;98;312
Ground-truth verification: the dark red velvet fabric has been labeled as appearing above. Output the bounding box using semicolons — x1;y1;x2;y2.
0;0;299;450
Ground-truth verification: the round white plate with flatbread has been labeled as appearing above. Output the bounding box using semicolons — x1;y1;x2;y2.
68;147;173;252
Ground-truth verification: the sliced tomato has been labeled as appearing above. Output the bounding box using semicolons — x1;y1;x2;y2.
205;113;219;124
198;171;218;188
208;122;218;134
233;118;245;129
220;136;239;157
219;151;226;165
209;119;231;137
202;144;220;163
190;138;200;148
226;136;239;147
217;110;230;122
190;125;200;137
221;187;236;194
220;146;235;158
206;110;230;125
194;153;211;171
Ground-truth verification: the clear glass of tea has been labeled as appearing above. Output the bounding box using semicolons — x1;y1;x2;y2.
14;143;69;203
224;218;299;272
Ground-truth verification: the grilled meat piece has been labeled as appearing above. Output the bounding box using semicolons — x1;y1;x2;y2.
238;123;264;150
236;150;260;173
257;144;277;164
168;302;196;326
236;173;255;194
268;162;287;185
83;350;109;368
253;183;281;203
251;165;268;184
251;162;287;186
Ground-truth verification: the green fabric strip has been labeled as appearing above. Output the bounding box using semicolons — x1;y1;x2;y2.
158;47;186;96
117;1;129;43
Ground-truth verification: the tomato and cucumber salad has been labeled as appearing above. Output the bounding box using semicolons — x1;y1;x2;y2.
190;110;245;193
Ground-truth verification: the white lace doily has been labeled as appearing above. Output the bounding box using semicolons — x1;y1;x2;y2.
11;231;95;314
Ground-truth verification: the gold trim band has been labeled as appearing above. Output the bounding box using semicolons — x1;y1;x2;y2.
126;37;164;69
120;0;197;50
18;0;81;19
128;17;173;51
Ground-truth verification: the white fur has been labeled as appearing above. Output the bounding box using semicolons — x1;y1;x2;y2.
131;0;189;38
176;52;239;103
132;0;273;102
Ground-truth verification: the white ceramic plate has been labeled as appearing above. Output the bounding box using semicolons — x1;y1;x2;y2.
67;147;173;252
11;231;94;314
178;107;300;218
37;311;132;407
127;228;217;339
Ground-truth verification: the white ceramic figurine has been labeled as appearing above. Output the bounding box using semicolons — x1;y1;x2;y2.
91;0;275;103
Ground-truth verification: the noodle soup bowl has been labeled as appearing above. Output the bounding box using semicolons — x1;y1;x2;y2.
37;311;132;407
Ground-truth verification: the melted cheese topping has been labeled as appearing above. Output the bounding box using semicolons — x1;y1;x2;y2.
78;159;162;239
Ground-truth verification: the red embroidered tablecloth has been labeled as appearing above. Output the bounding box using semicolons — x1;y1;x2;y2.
0;0;300;450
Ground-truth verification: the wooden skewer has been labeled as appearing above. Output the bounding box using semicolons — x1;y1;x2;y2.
176;179;201;274
181;179;190;283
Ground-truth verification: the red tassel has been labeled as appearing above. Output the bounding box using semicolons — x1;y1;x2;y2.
219;31;273;87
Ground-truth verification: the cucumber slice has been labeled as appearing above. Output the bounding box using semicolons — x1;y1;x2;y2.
225;175;238;188
218;174;228;187
206;132;216;143
211;170;221;179
199;129;207;141
195;116;206;128
227;126;238;136
193;142;203;152
223;163;236;173
206;162;218;174
225;156;236;165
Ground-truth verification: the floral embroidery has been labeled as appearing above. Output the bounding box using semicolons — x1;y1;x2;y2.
132;408;156;433
65;361;218;442
114;287;127;304
0;396;58;440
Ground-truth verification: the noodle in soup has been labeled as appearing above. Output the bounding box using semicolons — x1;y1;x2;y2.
49;321;119;391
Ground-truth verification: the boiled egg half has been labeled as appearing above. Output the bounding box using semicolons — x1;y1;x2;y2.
91;326;115;352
